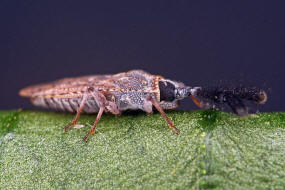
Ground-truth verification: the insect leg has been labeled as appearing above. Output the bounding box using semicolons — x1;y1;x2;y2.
83;106;104;142
83;88;108;142
150;97;180;134
64;92;88;132
223;94;248;116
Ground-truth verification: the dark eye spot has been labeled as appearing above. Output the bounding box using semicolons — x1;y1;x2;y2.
159;81;175;101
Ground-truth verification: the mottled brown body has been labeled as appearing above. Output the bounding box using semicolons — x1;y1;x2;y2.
20;70;182;113
20;70;186;141
20;70;267;141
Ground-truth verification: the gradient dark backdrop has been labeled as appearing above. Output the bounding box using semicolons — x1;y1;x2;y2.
1;1;284;112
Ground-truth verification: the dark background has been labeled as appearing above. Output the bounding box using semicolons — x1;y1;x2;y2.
1;1;284;112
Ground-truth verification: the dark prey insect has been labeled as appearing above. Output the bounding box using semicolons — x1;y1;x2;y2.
19;70;267;141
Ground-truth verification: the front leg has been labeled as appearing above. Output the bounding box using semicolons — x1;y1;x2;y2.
144;95;180;134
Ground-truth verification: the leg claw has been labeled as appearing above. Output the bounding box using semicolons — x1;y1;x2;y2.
64;124;72;132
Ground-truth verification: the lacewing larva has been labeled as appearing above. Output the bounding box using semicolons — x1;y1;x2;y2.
19;70;267;141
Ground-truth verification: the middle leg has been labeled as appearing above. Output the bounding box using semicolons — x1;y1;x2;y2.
83;88;120;142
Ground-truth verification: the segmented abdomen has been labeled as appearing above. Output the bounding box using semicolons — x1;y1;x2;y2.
31;97;100;113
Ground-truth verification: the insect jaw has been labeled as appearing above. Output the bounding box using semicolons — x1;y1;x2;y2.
184;86;208;109
255;90;267;104
187;87;202;97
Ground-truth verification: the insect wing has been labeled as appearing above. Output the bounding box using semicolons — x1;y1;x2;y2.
19;74;115;98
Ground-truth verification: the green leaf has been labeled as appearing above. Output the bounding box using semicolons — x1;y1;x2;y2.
0;110;284;189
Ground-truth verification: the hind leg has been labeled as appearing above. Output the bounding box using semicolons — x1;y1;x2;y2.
64;87;120;134
64;92;89;132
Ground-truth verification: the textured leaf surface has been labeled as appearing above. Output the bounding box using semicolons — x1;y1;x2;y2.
0;110;284;189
